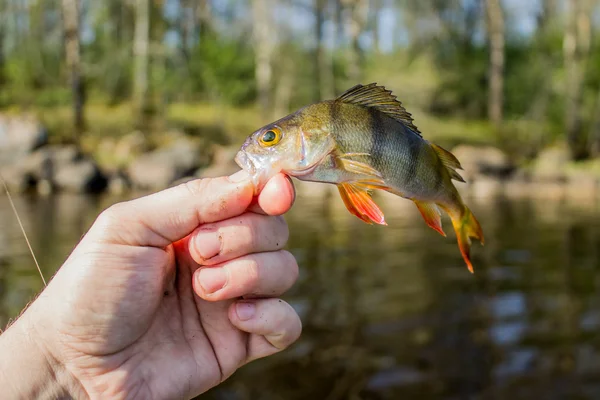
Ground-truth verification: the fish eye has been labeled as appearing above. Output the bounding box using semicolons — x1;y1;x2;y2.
259;128;282;147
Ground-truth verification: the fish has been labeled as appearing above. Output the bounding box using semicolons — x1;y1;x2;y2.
235;83;484;272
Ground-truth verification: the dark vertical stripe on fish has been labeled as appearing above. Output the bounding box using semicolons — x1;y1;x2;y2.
404;128;421;186
329;100;340;137
369;109;385;171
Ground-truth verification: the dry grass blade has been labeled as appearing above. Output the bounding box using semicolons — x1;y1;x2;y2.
0;171;47;286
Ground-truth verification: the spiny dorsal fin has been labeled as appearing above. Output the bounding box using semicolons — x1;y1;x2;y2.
430;143;466;183
336;83;422;136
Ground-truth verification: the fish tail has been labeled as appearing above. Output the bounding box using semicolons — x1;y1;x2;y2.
447;203;484;273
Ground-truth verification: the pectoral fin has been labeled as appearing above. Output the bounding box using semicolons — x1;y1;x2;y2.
338;157;383;180
414;201;446;237
337;182;387;225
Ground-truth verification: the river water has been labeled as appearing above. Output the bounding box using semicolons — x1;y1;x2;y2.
1;186;600;399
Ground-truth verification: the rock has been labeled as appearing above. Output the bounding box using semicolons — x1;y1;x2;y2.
212;145;239;167
471;178;504;198
54;158;108;193
196;163;239;179
128;138;202;189
1;145;87;193
14;145;80;182
531;146;570;182
10;145;108;193
0;114;47;165
37;179;54;195
195;145;240;179
114;131;150;164
451;145;515;181
23;148;55;181
0;163;34;193
565;172;598;199
108;171;131;195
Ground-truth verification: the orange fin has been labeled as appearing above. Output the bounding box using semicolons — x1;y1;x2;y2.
430;143;465;183
414;201;446;237
337;182;387;225
449;205;484;273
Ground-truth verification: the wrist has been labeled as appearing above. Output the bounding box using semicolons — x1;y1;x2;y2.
0;308;84;399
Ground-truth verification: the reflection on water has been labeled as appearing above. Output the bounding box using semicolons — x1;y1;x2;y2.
2;187;600;399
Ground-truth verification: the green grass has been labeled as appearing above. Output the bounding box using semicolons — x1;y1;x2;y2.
23;98;495;146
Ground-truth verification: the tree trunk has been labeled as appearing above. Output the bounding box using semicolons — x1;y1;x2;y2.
196;0;213;38
61;0;85;141
344;0;368;85
589;89;600;156
564;0;592;159
133;0;150;123
485;0;504;127
334;0;344;48
252;0;275;119
370;0;381;54
315;0;335;101
538;0;557;29
0;0;4;88
343;0;368;83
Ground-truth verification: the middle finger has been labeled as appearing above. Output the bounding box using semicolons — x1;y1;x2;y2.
193;250;299;301
188;212;289;265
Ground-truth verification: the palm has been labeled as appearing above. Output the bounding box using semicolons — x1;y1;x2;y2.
131;244;250;399
56;241;251;399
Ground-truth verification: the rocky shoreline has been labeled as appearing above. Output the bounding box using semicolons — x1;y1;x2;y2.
1;114;599;200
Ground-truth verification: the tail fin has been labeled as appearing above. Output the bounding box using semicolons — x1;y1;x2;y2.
449;205;484;273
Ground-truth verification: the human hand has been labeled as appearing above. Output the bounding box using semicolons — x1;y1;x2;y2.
0;171;300;399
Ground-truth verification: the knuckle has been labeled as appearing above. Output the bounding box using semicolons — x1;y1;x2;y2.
181;178;212;197
246;215;261;248
102;202;126;219
93;202;127;234
244;257;261;287
274;216;289;246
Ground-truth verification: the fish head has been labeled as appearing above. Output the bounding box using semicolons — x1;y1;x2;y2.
235;106;335;191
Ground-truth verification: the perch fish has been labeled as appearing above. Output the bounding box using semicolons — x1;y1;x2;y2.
235;83;484;272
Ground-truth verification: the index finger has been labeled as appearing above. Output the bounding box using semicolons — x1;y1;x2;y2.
248;173;296;216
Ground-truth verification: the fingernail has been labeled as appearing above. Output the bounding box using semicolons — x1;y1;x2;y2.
228;170;250;183
194;229;222;260
236;302;256;321
197;268;227;294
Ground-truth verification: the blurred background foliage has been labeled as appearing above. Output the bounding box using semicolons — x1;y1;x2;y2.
0;0;599;160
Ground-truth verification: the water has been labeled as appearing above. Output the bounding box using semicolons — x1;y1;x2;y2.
2;187;600;399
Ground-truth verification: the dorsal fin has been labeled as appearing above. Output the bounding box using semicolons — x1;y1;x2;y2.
335;83;422;136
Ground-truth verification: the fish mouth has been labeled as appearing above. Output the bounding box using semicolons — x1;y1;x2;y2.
234;149;267;193
234;150;255;175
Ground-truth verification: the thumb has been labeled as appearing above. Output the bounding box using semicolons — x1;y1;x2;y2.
88;171;254;247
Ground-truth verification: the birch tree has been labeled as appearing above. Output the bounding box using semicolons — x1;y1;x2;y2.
564;0;592;159
315;0;335;101
252;0;276;118
61;0;85;139
485;0;505;127
343;0;368;83
133;0;150;122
